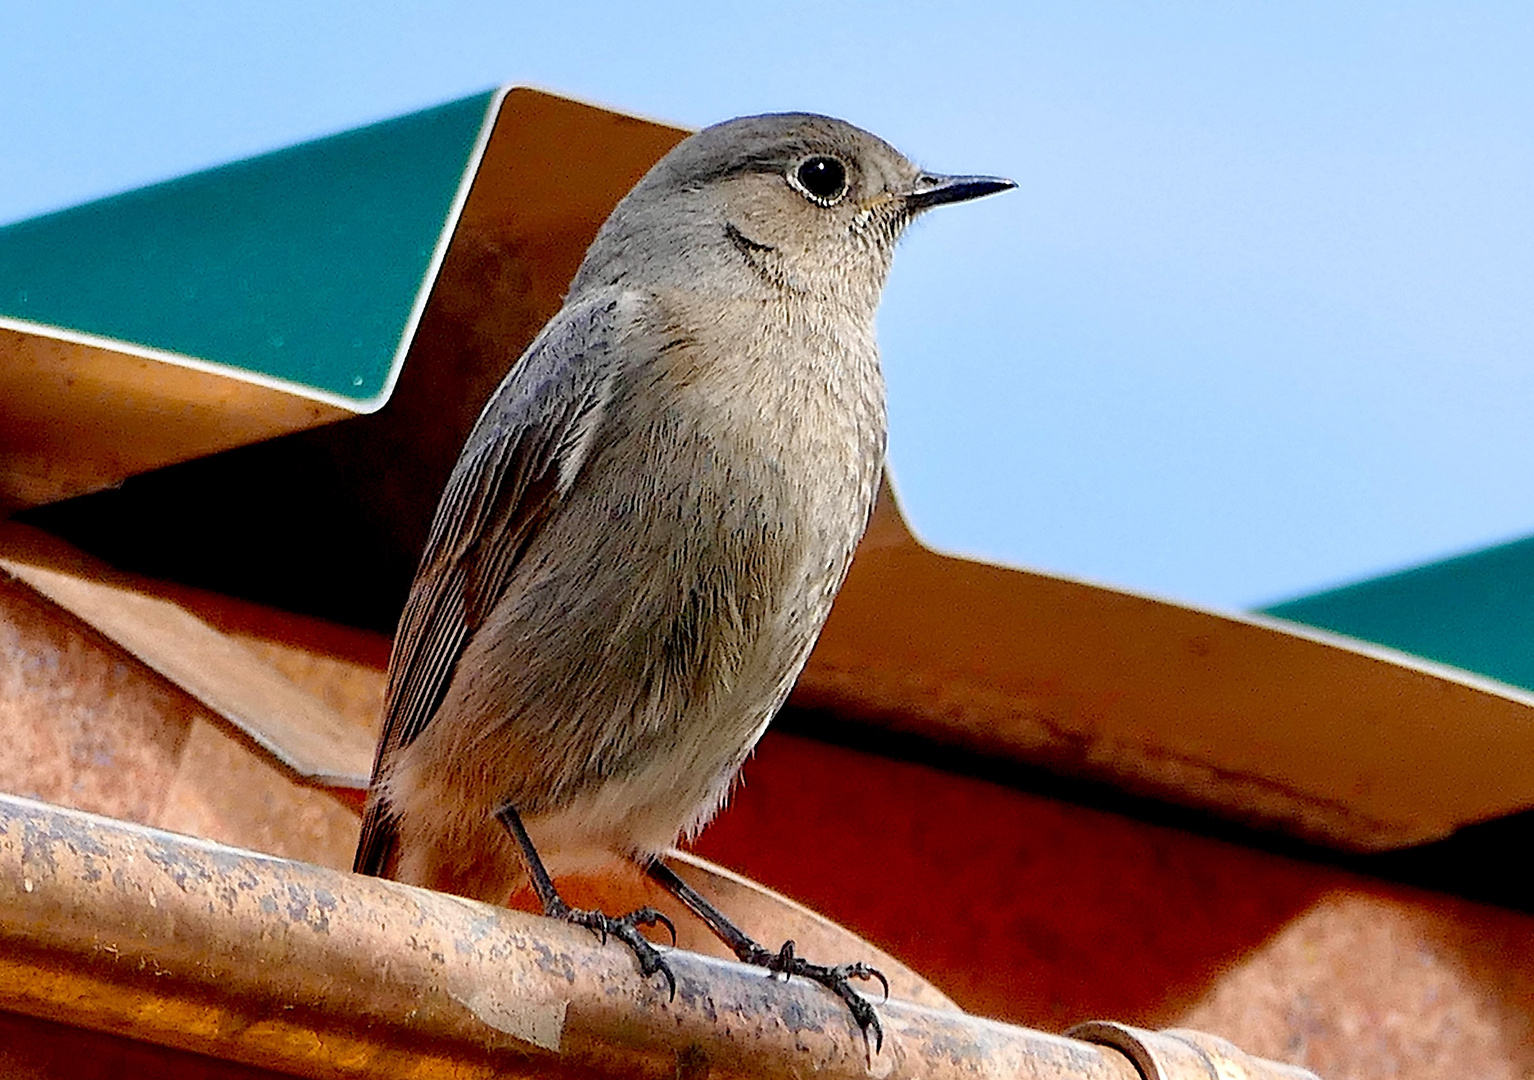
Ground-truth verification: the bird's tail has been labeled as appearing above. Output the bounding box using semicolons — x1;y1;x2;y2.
352;792;400;877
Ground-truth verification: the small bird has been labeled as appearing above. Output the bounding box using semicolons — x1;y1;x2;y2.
354;112;1011;1048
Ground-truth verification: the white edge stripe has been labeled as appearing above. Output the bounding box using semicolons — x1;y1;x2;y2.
364;84;512;414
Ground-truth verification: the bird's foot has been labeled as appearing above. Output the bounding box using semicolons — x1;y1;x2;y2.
555;903;678;999
495;805;676;998
642;858;889;1053
746;939;889;1053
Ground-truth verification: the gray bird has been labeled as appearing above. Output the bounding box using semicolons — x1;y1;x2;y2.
354;112;1011;1048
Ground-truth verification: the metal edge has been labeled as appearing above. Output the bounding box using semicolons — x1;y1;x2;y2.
0;314;370;414
905;526;1534;713
353;84;510;415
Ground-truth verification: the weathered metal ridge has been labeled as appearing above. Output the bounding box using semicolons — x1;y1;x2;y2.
0;87;688;509
0;793;1316;1080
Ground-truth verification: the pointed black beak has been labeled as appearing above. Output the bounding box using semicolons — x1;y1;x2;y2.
904;173;1016;211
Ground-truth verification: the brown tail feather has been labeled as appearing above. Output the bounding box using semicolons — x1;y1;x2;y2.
353;793;399;877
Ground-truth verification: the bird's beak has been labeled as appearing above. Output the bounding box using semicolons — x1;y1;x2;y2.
903;173;1016;211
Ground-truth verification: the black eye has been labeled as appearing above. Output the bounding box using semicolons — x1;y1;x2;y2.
792;155;848;204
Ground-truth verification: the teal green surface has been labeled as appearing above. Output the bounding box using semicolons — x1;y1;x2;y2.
1262;535;1534;693
0;90;494;405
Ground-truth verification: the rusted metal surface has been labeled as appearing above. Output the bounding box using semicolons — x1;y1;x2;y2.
0;792;1151;1079
798;489;1534;852
0;553;367;871
0;325;349;510
0;522;376;788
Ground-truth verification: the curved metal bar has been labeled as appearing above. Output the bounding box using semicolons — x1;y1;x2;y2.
1;792;1141;1080
1070;1020;1320;1080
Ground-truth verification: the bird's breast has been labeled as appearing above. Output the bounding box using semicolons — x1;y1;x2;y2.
661;293;888;514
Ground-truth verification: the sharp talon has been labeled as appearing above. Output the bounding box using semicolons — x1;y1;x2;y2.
860;965;890;1002
555;906;680;1001
651;910;677;946
627;935;675;1001
637;859;886;1056
831;971;884;1055
733;939;886;1053
841;987;883;1054
619;906;676;946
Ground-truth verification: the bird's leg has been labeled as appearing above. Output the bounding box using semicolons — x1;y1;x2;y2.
644;858;888;1052
495;805;676;998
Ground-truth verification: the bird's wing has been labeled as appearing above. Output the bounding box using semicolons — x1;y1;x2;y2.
353;290;643;877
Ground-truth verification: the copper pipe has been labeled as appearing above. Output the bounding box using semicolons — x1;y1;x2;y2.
0;793;1315;1079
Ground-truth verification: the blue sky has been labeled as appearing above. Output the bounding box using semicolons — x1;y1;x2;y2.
4;2;1532;610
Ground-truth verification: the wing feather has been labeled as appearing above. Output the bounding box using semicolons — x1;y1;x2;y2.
353;291;638;876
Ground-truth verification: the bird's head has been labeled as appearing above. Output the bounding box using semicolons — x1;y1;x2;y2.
571;113;1013;316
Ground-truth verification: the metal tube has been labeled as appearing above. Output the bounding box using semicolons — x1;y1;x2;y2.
1069;1021;1321;1080
0;793;1311;1079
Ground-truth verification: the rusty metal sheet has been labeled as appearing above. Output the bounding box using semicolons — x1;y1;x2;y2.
797;484;1534;851
0;522;375;788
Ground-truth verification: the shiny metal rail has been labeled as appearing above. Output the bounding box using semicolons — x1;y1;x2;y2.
0;794;1316;1079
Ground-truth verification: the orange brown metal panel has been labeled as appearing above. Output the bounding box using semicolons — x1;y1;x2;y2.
0;523;375;788
0;326;349;511
798;522;1534;850
2;521;1519;1074
688;724;1534;1075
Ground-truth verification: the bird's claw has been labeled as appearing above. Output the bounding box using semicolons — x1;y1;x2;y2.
561;906;677;1000
843;961;891;1002
752;938;886;1053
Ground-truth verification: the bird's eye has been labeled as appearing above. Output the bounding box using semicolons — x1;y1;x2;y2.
790;156;849;205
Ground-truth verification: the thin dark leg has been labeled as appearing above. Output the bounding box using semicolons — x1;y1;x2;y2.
495;805;676;998
645;858;888;1052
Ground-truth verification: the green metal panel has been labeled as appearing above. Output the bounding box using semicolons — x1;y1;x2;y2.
0;90;495;408
1262;535;1534;693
